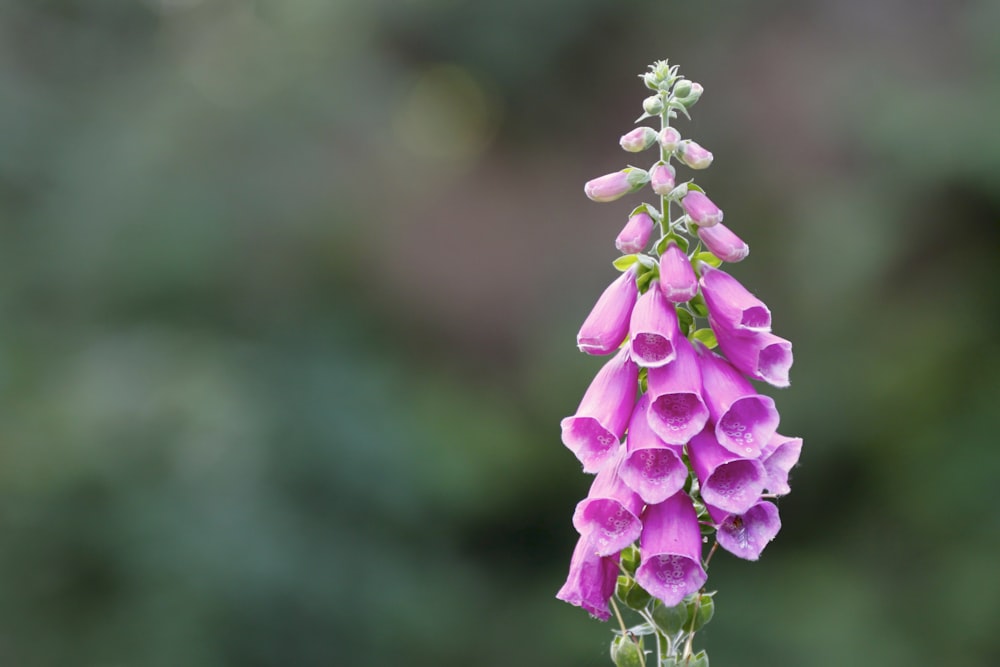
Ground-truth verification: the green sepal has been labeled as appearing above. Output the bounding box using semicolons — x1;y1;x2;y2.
614;254;639;271
657;233;689;257
623;580;652;610
638;369;648;394
629;203;660;222
668;100;692;121
655;235;670;257
689;293;709;318
620;544;641;574
672;79;693;98
643;95;665;115
699;520;716;537
676;308;695;337
636;254;657;270
636;270;656;293
686;182;705;194
685;593;716;632
692;251;722;268
610;634;644;667
691;328;717;349
634;111;655;123
687;650;710;667
651;600;690;636
615;575;632;604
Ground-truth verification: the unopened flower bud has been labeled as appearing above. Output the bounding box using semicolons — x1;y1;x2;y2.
584;168;650;202
658;242;699;303
673;79;693;98
643;72;659;90
642;95;664;115
681;190;723;227
610;635;644;667
677;82;704;107
650;163;676;196
615;211;655;254
619;127;658;153
678;140;714;169
697;222;749;263
658;127;682;153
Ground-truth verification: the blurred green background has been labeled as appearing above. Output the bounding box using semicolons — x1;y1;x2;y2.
1;1;998;665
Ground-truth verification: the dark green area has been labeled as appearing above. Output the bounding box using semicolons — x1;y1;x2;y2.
0;1;997;665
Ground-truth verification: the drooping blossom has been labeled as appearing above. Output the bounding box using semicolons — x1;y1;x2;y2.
629;280;680;368
620;393;687;504
760;434;803;496
635;492;708;606
678;140;714;169
697;222;748;263
645;333;709;445
620;127;658;152
658;127;682;153
577;266;639;355
708;501;781;561
572;444;643;555
714;328;793;388
681;190;723;227
699;265;771;335
696;346;779;458
658;242;699;303
556;533;620;620
615;211;655;254
688;426;766;515
560;347;638;473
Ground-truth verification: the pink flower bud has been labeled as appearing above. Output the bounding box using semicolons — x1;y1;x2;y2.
584;168;649;203
577;266;639;355
615;211;655;254
681;190;723;227
619;127;658;152
678;140;714;169
697;222;749;263
650;163;676;196
658;242;698;302
658;127;682;153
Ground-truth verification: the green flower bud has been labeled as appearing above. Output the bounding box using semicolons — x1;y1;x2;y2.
643;95;665;115
672;79;693;98
685;593;715;632
651;600;690;635
623;579;652;610
643;72;659;90
610;635;644;667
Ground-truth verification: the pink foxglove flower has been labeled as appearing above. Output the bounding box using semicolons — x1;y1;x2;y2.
699;265;771;335
620;393;687;504
572;445;643;555
688;426;766;515
650;163;676;196
584;168;650;202
577;266;639;355
635;492;708;606
681;190;723;227
697;222;749;263
760;434;803;495
709;501;781;561
658;127;682;153
658;242;698;303
619;126;658;152
629;280;680;368
560;347;638;473
615;211;655;254
645;333;709;445
714;328;793;388
556;534;620;620
697;346;779;458
678;140;714;169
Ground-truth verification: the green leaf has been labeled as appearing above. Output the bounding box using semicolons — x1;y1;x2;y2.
692;251;722;268
677;308;695;336
691;328;717;349
614;254;639;271
689;293;708;318
636;254;657;269
685;594;715;633
686;182;705;194
610;635;644;667
651;600;690;635
687;650;710;667
623;580;652;610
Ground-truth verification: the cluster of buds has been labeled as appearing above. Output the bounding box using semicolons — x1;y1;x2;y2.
556;61;802;667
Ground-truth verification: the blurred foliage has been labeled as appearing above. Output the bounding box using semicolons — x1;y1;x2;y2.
0;0;998;665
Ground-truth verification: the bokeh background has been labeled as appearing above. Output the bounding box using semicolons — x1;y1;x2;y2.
1;1;998;665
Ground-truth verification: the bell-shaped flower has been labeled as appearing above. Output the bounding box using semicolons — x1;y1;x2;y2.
697;222;748;263
714;327;793;388
572;444;643;555
620;393;687;504
619;127;658;152
645;334;709;445
629;281;679;368
577;266;639;355
584;168;650;203
635;492;708;607
696;346;779;458
678;140;714;170
658;242;698;303
650;163;676;196
680;190;723;227
699;265;771;335
688;426;766;515
615;211;655;254
707;501;781;561
561;347;638;473
760;433;803;495
658;127;682;153
556;533;620;620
